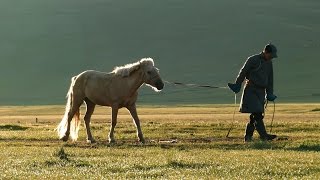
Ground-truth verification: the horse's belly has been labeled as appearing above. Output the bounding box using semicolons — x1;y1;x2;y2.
83;86;110;106
86;93;111;106
92;98;111;106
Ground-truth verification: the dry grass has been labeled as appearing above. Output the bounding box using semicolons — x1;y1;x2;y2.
0;104;319;179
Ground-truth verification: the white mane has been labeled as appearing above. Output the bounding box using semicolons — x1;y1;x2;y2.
112;58;154;77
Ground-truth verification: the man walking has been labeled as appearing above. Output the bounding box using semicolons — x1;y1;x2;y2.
228;43;278;142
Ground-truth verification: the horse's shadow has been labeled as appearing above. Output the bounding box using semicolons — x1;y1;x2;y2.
1;135;319;152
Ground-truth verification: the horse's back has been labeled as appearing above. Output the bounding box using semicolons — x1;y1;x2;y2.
71;70;115;105
77;70;112;79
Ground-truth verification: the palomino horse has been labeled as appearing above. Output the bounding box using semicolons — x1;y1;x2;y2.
57;58;164;143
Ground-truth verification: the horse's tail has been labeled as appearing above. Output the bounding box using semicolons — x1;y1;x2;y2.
57;76;81;141
70;108;80;141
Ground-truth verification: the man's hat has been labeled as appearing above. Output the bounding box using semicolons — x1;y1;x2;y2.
264;43;278;58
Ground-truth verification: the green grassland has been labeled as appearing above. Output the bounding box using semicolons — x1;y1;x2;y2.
0;104;319;179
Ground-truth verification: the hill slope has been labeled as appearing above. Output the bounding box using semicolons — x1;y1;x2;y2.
0;0;319;105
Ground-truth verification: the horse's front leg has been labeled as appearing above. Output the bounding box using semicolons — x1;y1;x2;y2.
127;104;145;143
108;106;118;143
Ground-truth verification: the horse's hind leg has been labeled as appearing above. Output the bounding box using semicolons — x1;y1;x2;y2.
62;99;83;141
84;99;96;143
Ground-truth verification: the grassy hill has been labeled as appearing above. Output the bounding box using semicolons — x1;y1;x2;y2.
0;104;320;179
0;0;320;105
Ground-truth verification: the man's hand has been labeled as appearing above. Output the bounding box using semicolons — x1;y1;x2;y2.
228;83;241;94
266;94;277;101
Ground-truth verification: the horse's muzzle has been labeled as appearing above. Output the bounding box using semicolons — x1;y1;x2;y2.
155;80;164;90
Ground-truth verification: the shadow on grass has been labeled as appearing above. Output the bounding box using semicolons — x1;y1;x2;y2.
59;137;290;151
0;125;28;131
0;137;60;143
40;158;92;168
311;108;320;112
247;141;273;150
3;135;318;153
288;143;320;152
133;160;210;171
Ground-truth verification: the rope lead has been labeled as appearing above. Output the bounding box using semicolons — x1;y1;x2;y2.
226;93;237;138
269;101;276;133
164;80;228;89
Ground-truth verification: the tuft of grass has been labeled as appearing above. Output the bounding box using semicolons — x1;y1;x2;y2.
43;160;67;167
53;147;69;161
311;108;320;112
167;160;188;168
166;160;208;169
249;141;273;150
74;160;92;167
0;125;28;131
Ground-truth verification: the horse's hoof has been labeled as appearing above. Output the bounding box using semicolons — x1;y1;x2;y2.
87;139;96;144
109;139;116;144
139;139;146;144
60;136;69;142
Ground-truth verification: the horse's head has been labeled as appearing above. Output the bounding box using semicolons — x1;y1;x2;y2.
140;58;164;91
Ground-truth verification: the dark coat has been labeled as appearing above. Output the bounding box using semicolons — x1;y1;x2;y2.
236;53;274;113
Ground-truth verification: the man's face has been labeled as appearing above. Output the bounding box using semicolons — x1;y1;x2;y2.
264;52;273;61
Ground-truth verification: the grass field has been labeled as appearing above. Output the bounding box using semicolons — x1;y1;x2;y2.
0;104;319;179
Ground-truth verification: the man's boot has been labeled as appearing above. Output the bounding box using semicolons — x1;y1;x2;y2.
254;114;277;141
244;114;255;142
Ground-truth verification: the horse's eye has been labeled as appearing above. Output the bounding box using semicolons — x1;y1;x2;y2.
147;71;151;75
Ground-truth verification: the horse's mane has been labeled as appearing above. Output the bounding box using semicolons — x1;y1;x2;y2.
112;58;154;77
